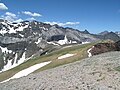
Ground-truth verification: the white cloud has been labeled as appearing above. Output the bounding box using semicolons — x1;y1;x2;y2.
44;21;80;26
0;12;23;22
1;15;14;22
14;18;23;23
1;12;17;22
0;3;8;10
0;11;37;22
22;11;42;17
5;12;16;17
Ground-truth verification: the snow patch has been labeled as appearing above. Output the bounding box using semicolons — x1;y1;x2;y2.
58;54;76;60
0;46;12;54
0;61;51;83
35;37;42;44
3;59;12;71
57;35;68;45
15;24;28;32
0;28;8;35
0;22;29;35
17;52;26;64
1;52;26;72
40;27;48;30
71;41;77;44
47;42;59;46
87;46;94;57
19;34;24;37
82;41;90;44
69;40;77;44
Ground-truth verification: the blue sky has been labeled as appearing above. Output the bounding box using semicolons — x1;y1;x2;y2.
0;0;120;33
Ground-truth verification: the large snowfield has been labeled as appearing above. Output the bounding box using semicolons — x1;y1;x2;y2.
0;61;51;83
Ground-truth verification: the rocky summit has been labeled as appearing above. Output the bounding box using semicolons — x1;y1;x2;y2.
0;51;120;90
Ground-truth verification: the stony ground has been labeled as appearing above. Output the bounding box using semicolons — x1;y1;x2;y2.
0;51;120;90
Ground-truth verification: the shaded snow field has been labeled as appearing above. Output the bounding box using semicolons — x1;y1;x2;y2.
0;61;51;83
58;54;76;60
0;46;27;72
47;35;78;46
0;46;35;73
0;52;27;72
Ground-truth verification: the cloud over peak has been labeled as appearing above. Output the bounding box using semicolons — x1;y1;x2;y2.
1;12;23;23
0;3;8;10
1;12;16;22
5;12;16;17
22;11;42;17
44;21;80;26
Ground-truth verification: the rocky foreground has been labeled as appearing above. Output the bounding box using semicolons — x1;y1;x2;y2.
1;52;120;90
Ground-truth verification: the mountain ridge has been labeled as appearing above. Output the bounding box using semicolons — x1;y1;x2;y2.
0;19;120;72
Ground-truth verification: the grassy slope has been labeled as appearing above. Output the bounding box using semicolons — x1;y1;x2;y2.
0;42;97;82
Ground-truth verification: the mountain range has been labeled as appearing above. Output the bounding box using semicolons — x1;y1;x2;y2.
0;19;120;72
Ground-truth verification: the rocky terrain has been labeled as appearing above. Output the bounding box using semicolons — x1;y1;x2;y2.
90;40;120;55
0;51;120;90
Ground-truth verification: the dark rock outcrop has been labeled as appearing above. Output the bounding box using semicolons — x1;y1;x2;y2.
90;40;120;55
90;42;116;55
115;40;120;50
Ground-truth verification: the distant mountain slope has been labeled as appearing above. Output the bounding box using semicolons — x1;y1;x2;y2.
103;32;120;41
115;31;120;37
99;30;109;35
1;51;120;90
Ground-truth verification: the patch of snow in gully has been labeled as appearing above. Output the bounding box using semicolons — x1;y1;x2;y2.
1;52;26;72
87;46;94;57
